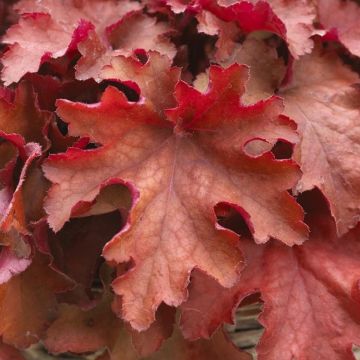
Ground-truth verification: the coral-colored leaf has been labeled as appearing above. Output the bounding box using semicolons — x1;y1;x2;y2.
75;29;113;82
260;0;317;57
43;59;307;330
2;0;141;84
108;12;176;59
1;13;78;85
76;12;176;82
280;47;360;235
16;0;141;35
196;10;240;63
160;0;195;13
318;0;360;58
218;37;286;103
101;52;180;114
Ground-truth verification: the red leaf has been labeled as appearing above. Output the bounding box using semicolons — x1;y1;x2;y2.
0;81;52;149
197;0;316;58
0;133;41;253
0;341;25;360
280;46;360;235
34;211;124;304
22;74;62;111
43;58;307;330
181;212;360;359
0;253;73;348
199;0;286;38
0;133;44;286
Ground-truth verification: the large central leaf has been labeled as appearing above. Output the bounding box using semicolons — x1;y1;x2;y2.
43;54;308;330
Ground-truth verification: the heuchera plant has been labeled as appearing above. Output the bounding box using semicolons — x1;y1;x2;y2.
0;0;360;359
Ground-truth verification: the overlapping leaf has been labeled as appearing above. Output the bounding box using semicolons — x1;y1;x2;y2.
0;341;25;360
0;82;49;246
197;0;316;58
0;253;72;348
76;12;176;81
0;81;52;148
1;13;92;85
44;282;175;358
2;0;142;84
317;0;360;57
280;47;360;235
2;0;177;85
205;37;286;103
255;0;317;57
0;133;41;253
181;209;360;359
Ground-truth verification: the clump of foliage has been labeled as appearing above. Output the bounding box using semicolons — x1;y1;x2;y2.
1;0;360;359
